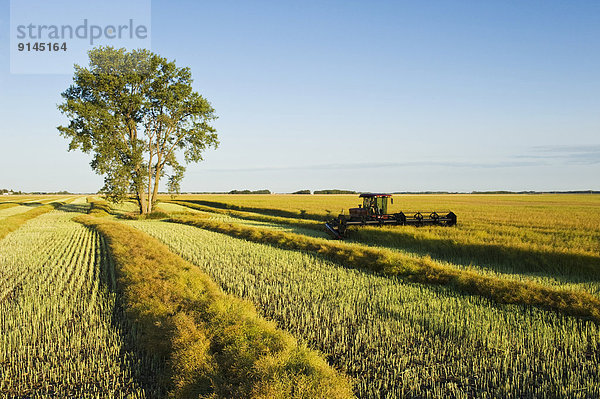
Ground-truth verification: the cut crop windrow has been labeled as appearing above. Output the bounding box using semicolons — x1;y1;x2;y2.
167;214;600;323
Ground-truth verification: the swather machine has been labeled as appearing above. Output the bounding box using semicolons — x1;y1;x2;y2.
324;193;456;239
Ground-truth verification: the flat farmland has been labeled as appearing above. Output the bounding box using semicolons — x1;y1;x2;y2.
161;194;600;291
160;194;600;256
2;194;599;398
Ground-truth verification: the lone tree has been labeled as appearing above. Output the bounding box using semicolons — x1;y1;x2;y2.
58;46;218;214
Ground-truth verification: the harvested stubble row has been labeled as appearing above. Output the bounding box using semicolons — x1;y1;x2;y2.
0;204;34;220
158;201;325;239
75;215;354;399
0;206;156;397
167;214;600;323
129;218;600;399
164;199;323;230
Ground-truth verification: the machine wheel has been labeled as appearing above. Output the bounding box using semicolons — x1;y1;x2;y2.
446;211;457;226
414;212;424;226
395;212;406;225
339;221;347;236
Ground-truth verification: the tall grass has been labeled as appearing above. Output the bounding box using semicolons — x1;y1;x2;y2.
168;214;600;323
76;215;354;398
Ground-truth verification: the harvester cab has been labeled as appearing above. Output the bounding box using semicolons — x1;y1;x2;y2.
325;193;456;239
351;194;390;218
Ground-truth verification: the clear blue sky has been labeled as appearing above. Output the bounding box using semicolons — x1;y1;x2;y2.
1;0;598;193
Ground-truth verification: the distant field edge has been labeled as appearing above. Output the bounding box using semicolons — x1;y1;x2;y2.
74;215;355;399
167;214;600;324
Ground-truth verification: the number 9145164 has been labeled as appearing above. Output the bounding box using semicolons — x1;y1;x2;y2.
17;42;67;52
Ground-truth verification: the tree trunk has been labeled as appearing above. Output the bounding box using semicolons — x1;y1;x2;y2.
150;166;162;212
146;156;154;214
146;176;153;214
137;187;148;214
134;168;148;214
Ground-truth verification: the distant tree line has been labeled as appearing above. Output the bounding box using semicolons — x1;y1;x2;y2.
30;191;72;195
313;189;357;194
187;190;599;195
228;189;271;194
1;189;73;195
393;191;458;194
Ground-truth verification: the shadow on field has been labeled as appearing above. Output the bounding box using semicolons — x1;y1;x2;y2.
22;202;45;207
177;199;325;220
348;228;600;285
57;203;89;213
170;201;600;287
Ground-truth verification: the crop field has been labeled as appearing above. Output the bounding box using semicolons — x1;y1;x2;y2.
162;194;600;255
0;198;160;397
163;195;600;294
128;218;600;398
1;193;599;398
4;1;599;397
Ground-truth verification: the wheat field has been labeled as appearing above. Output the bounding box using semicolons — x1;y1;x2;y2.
1;193;599;398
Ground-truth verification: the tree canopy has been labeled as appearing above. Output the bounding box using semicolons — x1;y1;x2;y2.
58;46;218;214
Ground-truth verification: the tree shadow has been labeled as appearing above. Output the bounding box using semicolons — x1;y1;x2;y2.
58;203;89;213
21;201;46;207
